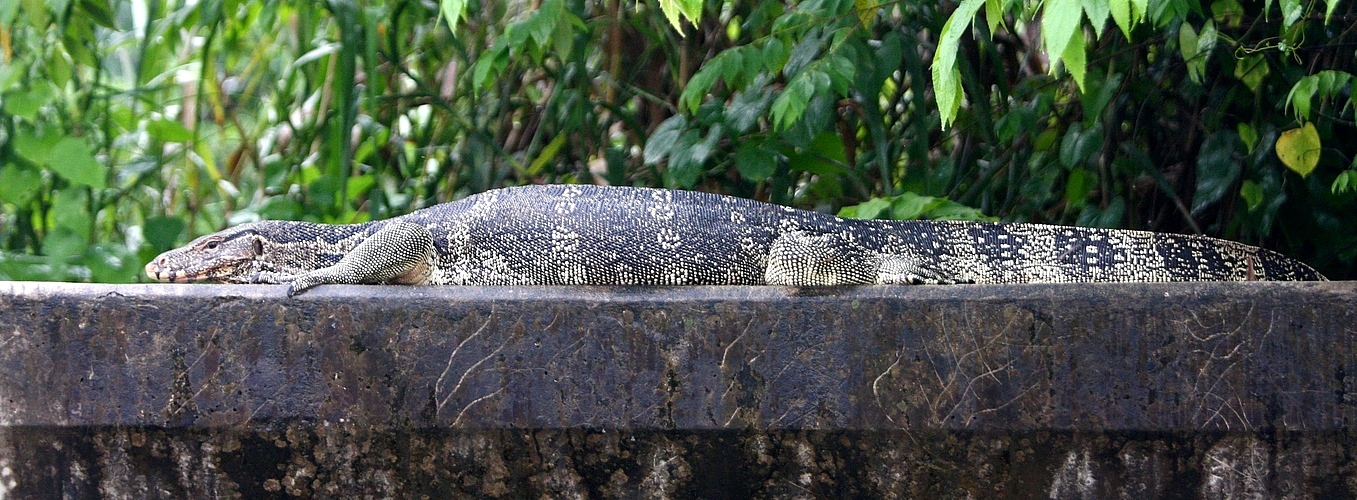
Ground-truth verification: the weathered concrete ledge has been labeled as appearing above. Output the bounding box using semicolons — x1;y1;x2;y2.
1;281;1354;497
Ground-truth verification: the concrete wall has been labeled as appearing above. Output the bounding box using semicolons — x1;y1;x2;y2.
0;281;1354;497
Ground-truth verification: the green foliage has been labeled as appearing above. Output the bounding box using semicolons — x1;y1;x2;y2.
0;0;1354;282
840;192;997;222
916;0;1357;277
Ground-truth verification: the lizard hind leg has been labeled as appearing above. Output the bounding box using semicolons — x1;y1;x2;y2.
764;230;969;286
275;221;436;296
764;231;880;286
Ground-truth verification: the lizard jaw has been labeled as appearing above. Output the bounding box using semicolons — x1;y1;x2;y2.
145;258;205;283
145;253;251;283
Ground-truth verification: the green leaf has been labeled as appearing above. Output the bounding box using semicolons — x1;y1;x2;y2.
762;37;788;73
658;0;703;33
934;67;964;130
296;165;322;185
784;29;827;78
1034;127;1060;152
146;118;194;143
0;0;18;26
143;216;186;251
931;0;985;129
771;71;816;131
526;0;562;48
926;199;995;221
680;63;720;113
1065;167;1095;207
663;129;704;187
736;141;777;181
345;174;376;200
839;197;891;219
49;138;107;189
1324;0;1340;22
840;193;993;221
1280;0;1302;28
823;54;856;95
12;128;60;164
1240;180;1264;211
1075;196;1125;227
1183;21;1216;84
472;46;509;90
0;165;41;205
1131;0;1148;24
1315;70;1352;97
1080;71;1121;125
77;0;115;28
1233;55;1270;93
995;105;1036;142
1275;123;1321;177
984;0;1004;35
2;85;53;120
891;192;944;220
786;132;847;175
86;243;140;284
1058;123;1101;168
1084;0;1110;38
690;124;722;164
727;77;773;133
42;229;86;268
20;0;47;29
528;134;568;175
1178;22;1199;63
644;115;687;165
51;189;91;237
1061;29;1086;90
719;49;745;86
1191;130;1241;213
440;0;468;31
1042;0;1083;64
1286;75;1319;120
1110;0;1135;37
1211;0;1244;26
1238;123;1258;153
1332;170;1357;194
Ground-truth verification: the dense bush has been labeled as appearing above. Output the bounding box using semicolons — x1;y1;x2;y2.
0;0;1353;281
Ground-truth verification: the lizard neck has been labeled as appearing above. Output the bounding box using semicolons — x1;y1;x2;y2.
251;220;380;276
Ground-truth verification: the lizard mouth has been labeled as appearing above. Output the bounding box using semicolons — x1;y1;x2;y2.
144;256;234;283
145;259;200;283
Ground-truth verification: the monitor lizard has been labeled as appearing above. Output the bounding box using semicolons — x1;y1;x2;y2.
145;184;1326;296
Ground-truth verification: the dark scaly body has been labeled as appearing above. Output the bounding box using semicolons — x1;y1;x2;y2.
146;184;1325;293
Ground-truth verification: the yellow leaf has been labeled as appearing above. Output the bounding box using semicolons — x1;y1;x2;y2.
855;0;878;28
1275;122;1322;177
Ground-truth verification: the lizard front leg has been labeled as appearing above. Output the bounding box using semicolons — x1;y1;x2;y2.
259;221;436;296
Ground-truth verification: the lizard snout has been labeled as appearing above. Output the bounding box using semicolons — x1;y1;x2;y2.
145;255;183;283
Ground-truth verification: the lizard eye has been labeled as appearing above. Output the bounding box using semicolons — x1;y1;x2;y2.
206;241;219;250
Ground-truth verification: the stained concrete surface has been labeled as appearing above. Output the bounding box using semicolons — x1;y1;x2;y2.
0;281;1353;497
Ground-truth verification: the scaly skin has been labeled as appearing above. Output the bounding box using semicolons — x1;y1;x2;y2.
146;184;1326;295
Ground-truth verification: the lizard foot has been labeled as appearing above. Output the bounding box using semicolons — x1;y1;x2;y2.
876;255;973;285
248;270;319;296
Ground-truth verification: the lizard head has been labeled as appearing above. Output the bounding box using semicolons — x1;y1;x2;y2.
145;224;267;284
